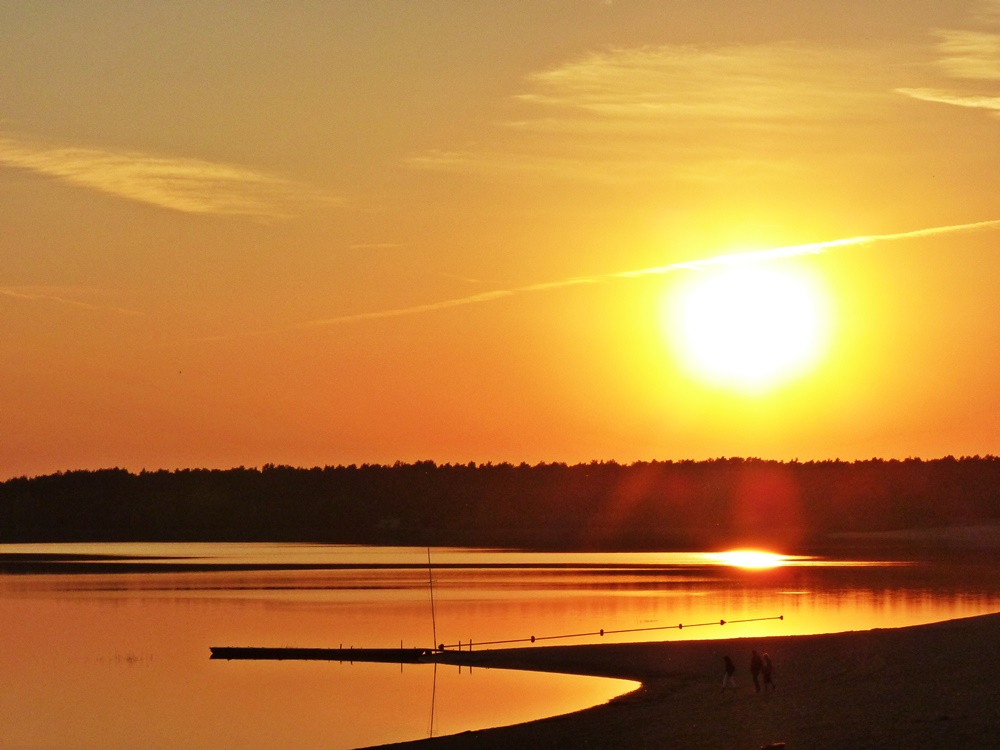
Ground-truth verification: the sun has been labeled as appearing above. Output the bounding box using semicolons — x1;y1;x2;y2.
663;262;831;392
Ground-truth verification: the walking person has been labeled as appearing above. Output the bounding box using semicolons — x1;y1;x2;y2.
750;649;763;692
762;652;775;691
722;655;737;692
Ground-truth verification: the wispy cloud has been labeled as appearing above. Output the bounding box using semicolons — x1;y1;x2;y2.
515;44;871;122
220;218;999;339
897;3;1000;116
407;43;892;182
0;285;143;316
934;29;1000;80
0;134;336;220
896;87;1000;115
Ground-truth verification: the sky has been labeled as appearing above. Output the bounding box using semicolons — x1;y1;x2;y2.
3;1;1000;479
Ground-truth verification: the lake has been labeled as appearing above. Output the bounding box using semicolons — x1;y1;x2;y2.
4;543;1000;749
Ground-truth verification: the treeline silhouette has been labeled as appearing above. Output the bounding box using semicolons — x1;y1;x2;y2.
3;457;1000;551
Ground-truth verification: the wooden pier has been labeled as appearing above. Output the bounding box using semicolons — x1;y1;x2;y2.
209;646;433;663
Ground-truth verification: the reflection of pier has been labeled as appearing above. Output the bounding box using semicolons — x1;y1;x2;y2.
209;646;433;663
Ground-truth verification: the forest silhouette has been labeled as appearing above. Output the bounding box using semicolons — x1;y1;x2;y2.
3;457;1000;552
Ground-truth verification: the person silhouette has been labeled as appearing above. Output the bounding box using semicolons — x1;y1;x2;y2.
750;649;763;692
722;655;737;691
762;653;775;691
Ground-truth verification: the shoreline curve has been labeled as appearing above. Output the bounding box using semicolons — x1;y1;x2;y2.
372;611;1000;749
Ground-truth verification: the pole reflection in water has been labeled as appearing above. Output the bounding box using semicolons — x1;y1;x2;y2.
429;660;437;739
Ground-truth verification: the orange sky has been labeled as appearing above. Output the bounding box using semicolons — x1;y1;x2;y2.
3;1;1000;479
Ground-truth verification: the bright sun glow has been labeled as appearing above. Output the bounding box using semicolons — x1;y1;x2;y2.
707;550;786;569
664;262;831;392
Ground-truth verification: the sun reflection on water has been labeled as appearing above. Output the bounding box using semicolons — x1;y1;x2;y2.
704;549;790;569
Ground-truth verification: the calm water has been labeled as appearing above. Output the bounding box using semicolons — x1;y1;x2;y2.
4;543;1000;750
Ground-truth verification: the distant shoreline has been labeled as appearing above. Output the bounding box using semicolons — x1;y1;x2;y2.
4;533;1000;576
373;611;1000;749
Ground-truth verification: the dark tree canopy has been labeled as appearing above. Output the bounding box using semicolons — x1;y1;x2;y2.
2;457;1000;553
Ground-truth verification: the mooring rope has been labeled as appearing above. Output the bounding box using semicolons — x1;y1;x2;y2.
438;614;783;650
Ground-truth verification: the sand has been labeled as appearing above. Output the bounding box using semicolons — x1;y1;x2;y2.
373;611;1000;749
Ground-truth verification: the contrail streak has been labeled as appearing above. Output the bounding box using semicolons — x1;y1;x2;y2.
219;218;1000;339
0;287;143;317
611;218;1000;278
298;278;598;329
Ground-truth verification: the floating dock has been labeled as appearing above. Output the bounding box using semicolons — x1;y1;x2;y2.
209;646;433;663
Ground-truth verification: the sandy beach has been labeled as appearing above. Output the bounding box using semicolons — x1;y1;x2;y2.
374;611;1000;749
